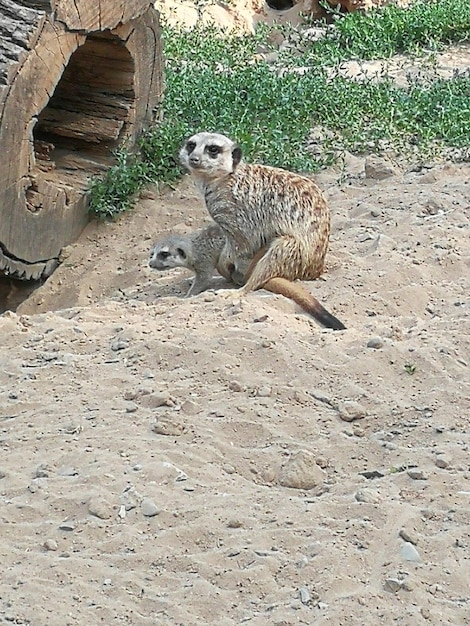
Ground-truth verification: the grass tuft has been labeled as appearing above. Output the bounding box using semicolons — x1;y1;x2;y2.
88;0;470;219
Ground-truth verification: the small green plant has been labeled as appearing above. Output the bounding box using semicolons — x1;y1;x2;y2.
404;363;417;375
88;0;470;218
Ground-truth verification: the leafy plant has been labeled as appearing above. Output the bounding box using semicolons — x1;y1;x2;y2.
404;363;417;375
88;0;470;219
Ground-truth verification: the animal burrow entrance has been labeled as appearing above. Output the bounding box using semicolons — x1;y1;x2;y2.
28;32;136;213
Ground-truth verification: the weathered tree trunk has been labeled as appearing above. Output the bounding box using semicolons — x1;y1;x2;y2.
0;0;163;279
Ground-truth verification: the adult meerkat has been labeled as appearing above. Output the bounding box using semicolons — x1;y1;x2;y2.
178;132;345;330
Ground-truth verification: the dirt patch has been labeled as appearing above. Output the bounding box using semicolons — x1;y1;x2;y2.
1;146;468;623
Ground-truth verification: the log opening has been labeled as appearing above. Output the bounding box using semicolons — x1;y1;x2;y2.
28;31;135;213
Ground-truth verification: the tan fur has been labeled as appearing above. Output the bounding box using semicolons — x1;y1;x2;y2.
151;225;345;331
178;132;345;330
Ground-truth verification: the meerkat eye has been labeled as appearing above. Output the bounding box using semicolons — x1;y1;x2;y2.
186;141;196;154
207;144;222;158
176;248;187;259
157;250;170;259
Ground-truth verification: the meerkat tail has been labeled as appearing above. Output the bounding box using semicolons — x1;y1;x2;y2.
263;277;346;331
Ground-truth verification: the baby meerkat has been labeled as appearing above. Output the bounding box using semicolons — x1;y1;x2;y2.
178;131;345;330
149;223;236;296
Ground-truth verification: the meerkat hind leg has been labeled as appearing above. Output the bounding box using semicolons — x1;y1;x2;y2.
241;237;345;331
242;236;316;292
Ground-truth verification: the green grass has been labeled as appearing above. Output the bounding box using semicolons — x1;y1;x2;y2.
88;0;470;219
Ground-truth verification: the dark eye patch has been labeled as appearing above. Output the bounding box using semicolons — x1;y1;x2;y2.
186;141;196;154
206;144;223;158
176;247;187;259
157;250;171;259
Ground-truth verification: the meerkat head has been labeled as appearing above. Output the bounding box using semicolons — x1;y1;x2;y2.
149;234;193;271
179;132;242;179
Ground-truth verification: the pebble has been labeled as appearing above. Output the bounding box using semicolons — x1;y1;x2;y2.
88;497;113;520
0;469;6;479
125;402;138;413
110;338;129;352
120;486;142;511
229;380;244;392
384;578;402;593
434;455;450;469
338;400;367;422
278;450;326;490
400;541;422;562
57;466;78;477
399;528;418;545
141;498;161;517
298;586;311;605
355;488;380;504
58;521;75;531
407;469;428;480
227;519;243;529
181;400;201;415
34;463;51;478
256;386;272;398
43;539;58;551
365;155;398;180
139;393;176;408
151;418;185;436
367;337;384;349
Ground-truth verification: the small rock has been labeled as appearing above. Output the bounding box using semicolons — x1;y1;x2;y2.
399;528;418;545
253;314;269;323
401;541;422;562
0;469;7;479
278;450;326;490
34;463;51;478
367;337;384;349
151;417;185;436
125;402;138;413
58;521;75;531
355;488;380;504
365;155;397;180
227;519;243;529
298;586;311;605
141;498;160;517
407;469;428;481
58;466;78;477
139;393;176;409
181;400;201;415
434;455;450;469
120;486;142;511
256;386;272;398
338;400;367;422
384;578;402;593
229;380;244;392
110;338;129;352
43;539;58;551
88;497;113;520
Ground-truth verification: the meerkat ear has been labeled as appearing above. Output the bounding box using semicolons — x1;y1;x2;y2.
231;145;242;169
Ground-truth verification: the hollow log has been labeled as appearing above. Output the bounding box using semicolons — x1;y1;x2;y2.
0;0;163;280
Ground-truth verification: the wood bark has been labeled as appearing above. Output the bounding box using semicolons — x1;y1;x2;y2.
0;0;162;279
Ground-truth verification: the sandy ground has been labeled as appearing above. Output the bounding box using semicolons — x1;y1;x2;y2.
1;145;469;624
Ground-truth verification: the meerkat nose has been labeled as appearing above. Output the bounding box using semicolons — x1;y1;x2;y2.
189;155;200;165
